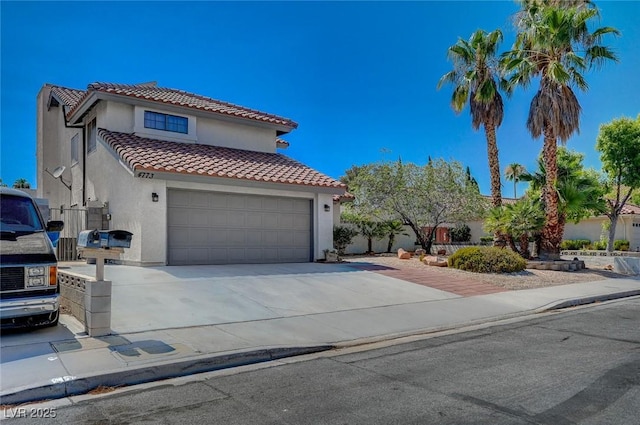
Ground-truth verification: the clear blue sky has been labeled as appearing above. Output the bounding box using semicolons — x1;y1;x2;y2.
2;1;639;198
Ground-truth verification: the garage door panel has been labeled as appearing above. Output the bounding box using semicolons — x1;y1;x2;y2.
209;248;228;263
168;208;190;226
191;191;210;208
189;248;209;263
210;212;228;227
189;228;211;246
278;214;293;229
227;229;247;245
169;227;190;246
263;230;279;245
292;199;310;213
227;248;247;262
246;197;263;210
169;191;190;207
263;197;279;211
293;231;310;246
168;190;312;265
246;212;263;228
293;215;310;230
228;212;247;227
263;213;279;228
191;210;210;226
227;195;246;209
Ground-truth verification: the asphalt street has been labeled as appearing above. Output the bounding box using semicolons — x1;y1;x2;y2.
4;297;639;425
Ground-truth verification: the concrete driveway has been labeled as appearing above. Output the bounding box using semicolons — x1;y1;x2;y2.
60;262;459;334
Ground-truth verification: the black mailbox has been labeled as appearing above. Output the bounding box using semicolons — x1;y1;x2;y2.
78;229;133;249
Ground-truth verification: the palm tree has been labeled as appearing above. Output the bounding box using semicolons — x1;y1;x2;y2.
504;163;527;199
438;29;504;208
521;147;607;255
13;178;31;189
502;1;619;259
382;219;408;253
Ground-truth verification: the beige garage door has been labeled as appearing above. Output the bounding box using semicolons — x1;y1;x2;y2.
167;190;313;265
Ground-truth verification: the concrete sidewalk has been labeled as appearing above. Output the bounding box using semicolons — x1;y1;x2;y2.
1;263;639;405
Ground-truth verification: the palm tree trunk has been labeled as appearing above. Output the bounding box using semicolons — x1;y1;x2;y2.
484;126;502;208
540;127;562;260
484;125;505;247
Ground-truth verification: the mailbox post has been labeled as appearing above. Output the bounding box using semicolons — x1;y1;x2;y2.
77;229;132;336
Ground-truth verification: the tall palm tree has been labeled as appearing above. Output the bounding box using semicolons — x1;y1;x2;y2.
438;29;504;208
502;1;619;259
504;163;527;199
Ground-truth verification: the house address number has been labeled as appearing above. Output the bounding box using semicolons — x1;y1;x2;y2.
137;172;154;179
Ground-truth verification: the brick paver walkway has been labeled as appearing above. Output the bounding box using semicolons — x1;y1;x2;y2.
348;263;508;297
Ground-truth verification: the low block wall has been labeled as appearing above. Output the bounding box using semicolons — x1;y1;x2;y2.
561;251;640;276
58;270;93;325
58;270;112;336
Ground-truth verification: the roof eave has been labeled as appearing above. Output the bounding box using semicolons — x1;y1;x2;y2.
69;91;297;134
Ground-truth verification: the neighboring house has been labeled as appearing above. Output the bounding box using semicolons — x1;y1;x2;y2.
37;81;346;265
562;204;640;252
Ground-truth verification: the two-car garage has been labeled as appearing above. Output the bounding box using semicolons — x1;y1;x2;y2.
167;189;313;265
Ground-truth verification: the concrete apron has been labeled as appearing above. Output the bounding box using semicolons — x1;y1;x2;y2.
58;262;460;334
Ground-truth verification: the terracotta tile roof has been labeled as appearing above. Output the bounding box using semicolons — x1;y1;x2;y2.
49;85;86;109
67;82;297;129
98;129;345;190
276;137;290;148
620;203;640;215
333;192;355;202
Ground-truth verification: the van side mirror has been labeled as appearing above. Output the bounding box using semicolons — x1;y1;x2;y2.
47;220;64;232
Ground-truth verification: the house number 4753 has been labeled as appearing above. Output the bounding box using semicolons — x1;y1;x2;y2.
137;172;154;179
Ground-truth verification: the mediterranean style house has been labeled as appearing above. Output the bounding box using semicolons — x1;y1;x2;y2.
37;81;346;265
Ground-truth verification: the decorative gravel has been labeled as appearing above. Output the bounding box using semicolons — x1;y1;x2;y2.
342;254;625;290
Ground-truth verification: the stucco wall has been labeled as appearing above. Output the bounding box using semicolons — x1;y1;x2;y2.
197;118;277;153
37;86;82;208
104;101;134;133
346;227;417;255
564;216;637;248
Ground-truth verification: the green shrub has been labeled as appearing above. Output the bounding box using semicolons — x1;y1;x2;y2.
593;240;607;250
614;239;630;251
448;247;526;273
560;239;591;250
333;225;358;255
479;236;494;245
450;224;472;242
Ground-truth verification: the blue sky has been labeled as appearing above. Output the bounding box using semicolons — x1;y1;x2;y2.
1;1;639;198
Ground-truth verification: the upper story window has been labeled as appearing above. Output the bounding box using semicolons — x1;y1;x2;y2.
144;111;188;134
87;118;97;153
71;134;79;164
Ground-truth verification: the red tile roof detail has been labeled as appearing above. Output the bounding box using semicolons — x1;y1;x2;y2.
98;129;344;189
49;85;86;109
67;82;297;129
620;203;640;215
276;137;290;148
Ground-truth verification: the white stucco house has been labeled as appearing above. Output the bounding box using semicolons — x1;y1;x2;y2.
37;81;346;265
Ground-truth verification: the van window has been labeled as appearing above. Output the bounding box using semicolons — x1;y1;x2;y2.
0;195;44;232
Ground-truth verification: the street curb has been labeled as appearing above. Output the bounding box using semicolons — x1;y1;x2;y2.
335;290;640;350
3;290;639;406
0;345;333;406
542;289;640;311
